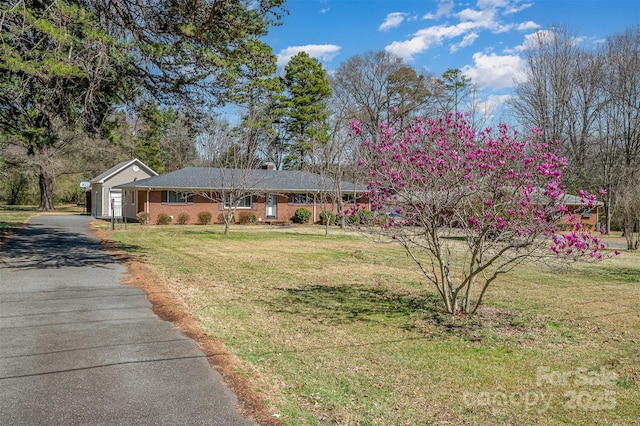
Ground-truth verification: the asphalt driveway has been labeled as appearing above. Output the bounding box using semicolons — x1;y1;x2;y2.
0;214;257;425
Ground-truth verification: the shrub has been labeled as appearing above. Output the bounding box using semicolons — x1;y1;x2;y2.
320;211;337;226
136;212;150;225
176;212;190;225
292;208;312;224
217;212;235;224
345;208;375;225
197;211;212;225
156;213;172;225
238;211;256;224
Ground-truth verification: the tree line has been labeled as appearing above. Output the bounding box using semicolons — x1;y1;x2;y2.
0;0;285;209
0;2;637;243
511;25;639;246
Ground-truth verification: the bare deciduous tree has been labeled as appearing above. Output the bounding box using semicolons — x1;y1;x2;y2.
511;26;586;164
618;179;640;250
331;51;438;143
512;26;640;236
196;122;265;235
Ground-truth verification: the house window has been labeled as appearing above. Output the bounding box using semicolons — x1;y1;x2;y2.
224;193;253;208
578;207;593;219
162;191;193;204
288;193;314;204
342;194;357;204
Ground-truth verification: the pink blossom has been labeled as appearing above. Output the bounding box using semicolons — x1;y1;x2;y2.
351;111;612;293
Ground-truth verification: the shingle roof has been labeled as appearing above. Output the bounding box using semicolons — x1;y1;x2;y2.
90;159;158;183
561;193;604;207
115;167;366;193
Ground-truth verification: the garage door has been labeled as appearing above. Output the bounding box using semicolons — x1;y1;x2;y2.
109;190;122;218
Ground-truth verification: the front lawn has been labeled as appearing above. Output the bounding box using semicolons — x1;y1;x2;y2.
0;205;37;242
104;224;640;425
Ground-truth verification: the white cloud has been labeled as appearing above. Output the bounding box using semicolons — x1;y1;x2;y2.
386;23;467;59
477;0;511;8
462;52;525;89
386;0;542;60
483;94;513;111
276;44;341;68
514;29;555;51
505;2;534;15
458;7;493;24
478;0;533;15
437;0;455;17
386;14;497;60
450;33;480;53
472;93;515;125
379;12;408;31
424;0;455;20
516;21;540;31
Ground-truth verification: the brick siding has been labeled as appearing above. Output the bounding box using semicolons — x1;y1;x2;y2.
134;191;368;225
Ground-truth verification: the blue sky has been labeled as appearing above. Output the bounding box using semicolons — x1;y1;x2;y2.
263;0;639;117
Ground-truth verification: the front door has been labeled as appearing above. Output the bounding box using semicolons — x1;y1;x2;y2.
266;194;277;219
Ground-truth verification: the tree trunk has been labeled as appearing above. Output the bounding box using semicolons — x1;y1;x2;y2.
604;191;613;234
38;169;55;211
223;206;234;236
624;217;636;250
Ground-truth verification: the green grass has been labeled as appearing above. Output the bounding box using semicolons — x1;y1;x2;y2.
0;205;38;238
104;223;640;425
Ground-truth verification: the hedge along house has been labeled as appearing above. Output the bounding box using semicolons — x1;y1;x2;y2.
90;159;158;218
114;164;368;225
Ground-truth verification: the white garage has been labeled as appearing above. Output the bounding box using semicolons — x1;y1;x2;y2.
90;159;157;219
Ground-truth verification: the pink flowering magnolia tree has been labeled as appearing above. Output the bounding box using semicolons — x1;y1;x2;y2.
350;113;614;315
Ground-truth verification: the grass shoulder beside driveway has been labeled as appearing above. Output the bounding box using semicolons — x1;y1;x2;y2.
102;223;640;425
0;205;37;241
1;205;88;244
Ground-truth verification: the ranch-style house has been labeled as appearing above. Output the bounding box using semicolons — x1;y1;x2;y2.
114;163;368;225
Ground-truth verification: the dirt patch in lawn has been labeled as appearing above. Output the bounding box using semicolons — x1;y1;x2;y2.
95;227;284;426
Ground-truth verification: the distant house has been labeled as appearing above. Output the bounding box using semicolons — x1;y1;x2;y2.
114;164;368;224
560;193;604;231
90;159;158;218
380;188;604;232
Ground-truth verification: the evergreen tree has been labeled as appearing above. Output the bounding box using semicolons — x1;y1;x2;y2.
0;0;286;209
0;1;132;210
281;52;332;171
